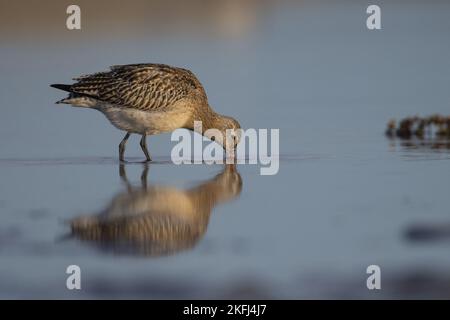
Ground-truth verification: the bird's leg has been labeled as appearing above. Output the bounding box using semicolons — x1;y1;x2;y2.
140;134;152;162
119;132;131;162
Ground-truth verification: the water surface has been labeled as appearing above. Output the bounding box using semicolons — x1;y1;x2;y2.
1;0;450;298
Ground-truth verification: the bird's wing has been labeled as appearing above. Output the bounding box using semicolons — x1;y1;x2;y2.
69;64;203;111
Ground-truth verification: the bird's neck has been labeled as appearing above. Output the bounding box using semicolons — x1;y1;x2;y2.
194;104;223;133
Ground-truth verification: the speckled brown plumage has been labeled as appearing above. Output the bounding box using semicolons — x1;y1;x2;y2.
70;64;206;111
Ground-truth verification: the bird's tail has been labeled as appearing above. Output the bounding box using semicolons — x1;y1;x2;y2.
51;84;73;104
51;83;98;107
50;83;72;92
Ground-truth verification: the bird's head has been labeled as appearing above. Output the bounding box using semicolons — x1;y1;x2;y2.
205;115;242;152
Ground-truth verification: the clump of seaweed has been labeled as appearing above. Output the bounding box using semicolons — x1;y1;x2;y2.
386;114;450;139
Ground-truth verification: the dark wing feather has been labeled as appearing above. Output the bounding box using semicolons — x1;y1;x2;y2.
69;64;204;111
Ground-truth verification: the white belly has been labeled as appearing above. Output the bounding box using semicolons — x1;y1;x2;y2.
97;105;192;135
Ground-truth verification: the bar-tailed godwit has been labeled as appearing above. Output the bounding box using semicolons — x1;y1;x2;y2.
51;63;241;161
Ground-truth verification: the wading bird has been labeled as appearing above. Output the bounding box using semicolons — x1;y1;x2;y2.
51;64;241;162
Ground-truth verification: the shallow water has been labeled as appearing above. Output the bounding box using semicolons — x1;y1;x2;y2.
1;0;450;298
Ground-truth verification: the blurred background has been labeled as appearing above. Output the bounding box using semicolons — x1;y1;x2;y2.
1;0;450;298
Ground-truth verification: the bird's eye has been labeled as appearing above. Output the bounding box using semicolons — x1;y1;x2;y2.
211;136;216;141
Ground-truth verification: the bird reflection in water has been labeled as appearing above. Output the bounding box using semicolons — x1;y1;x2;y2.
70;164;242;256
